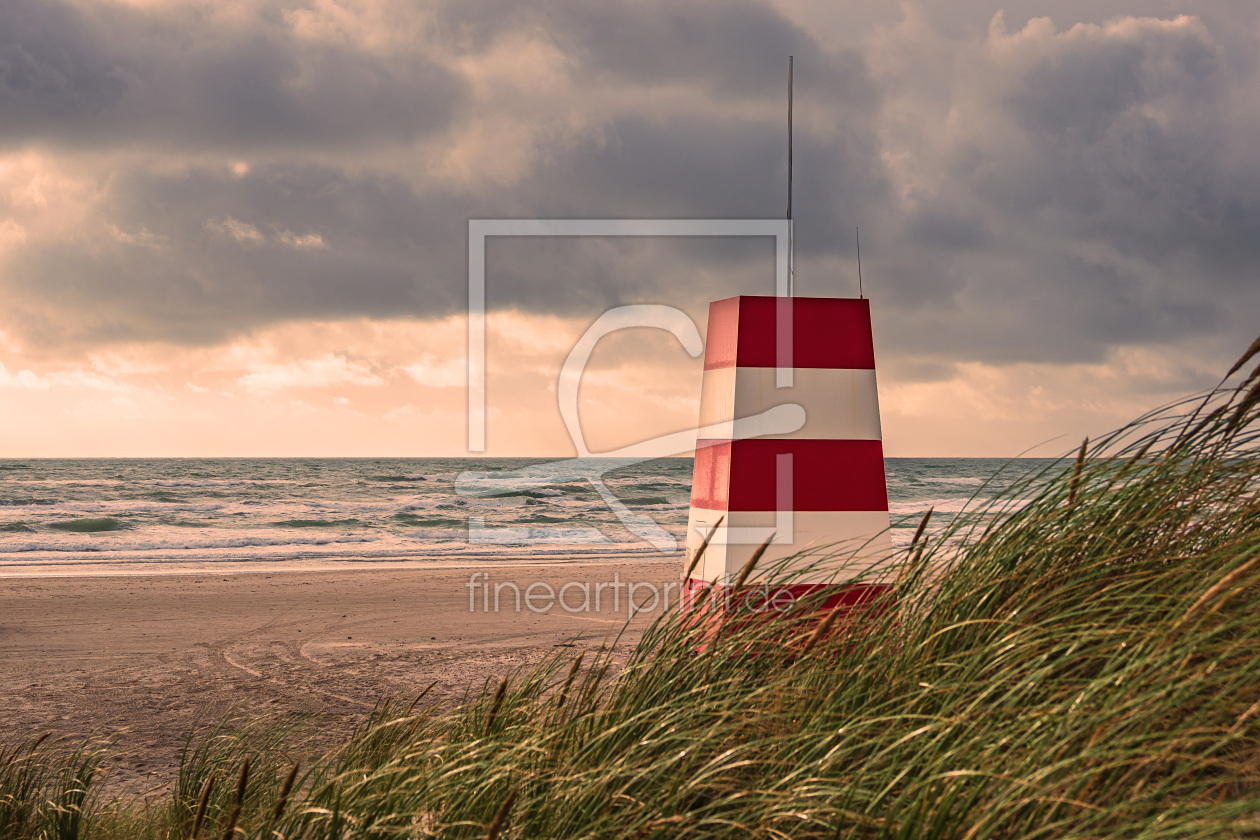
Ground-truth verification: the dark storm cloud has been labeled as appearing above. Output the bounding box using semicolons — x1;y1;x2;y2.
0;0;888;348
5;163;474;346
856;11;1260;368
0;0;462;151
442;0;865;103
539;0;871;106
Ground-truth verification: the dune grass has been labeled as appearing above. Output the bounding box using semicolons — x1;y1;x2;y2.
4;344;1260;838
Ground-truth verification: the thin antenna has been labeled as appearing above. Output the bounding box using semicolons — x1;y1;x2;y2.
787;57;793;223
856;226;863;299
787;56;794;298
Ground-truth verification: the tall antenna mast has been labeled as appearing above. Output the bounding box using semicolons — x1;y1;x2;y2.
856;226;863;299
786;56;794;298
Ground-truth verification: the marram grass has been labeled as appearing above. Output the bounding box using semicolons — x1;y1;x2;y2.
5;345;1260;839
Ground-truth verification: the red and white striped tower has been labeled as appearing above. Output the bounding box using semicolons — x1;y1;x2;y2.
683;295;894;616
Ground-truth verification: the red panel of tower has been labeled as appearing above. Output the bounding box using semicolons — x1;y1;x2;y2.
702;296;876;371
689;439;889;512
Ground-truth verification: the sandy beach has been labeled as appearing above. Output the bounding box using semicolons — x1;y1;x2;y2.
0;559;679;793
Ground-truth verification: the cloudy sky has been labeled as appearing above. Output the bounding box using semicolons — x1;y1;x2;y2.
1;0;1257;457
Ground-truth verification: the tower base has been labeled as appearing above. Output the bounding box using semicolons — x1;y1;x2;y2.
679;579;896;651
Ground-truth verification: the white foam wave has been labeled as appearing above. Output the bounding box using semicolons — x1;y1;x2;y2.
0;479;124;486
138;479;299;487
889;499;973;515
467;525;613;545
0;531;675;568
889;497;1036;516
0;532;375;554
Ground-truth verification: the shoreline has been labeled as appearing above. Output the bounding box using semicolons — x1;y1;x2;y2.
0;549;680;579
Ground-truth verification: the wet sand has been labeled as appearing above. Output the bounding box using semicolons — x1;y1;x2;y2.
0;559;678;793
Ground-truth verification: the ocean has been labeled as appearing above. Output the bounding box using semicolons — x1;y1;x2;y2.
0;457;1056;574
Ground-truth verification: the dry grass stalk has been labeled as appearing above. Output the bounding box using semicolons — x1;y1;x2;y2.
271;762;300;826
405;680;440;715
732;533;775;594
1223;334;1260;381
28;733;50;756
219;758;248;840
190;776;215;839
898;507;934;585
909;507;933;552
1067;437;1088;506
799;605;844;655
1228;377;1260;430
485;787;519;840
1174;552;1260;632
555;652;585;710
683;515;724;581
689;574;722;611
485;678;509;734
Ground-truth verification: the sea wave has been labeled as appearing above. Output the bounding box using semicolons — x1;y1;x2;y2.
137;479;299;487
888;497;1035;516
0;533;674;568
270;518;363;528
2;479;124;486
49;517;124;532
0;532;376;554
889;499;973;515
0;522;35;532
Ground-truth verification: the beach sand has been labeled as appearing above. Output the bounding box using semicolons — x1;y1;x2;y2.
0;559;679;794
